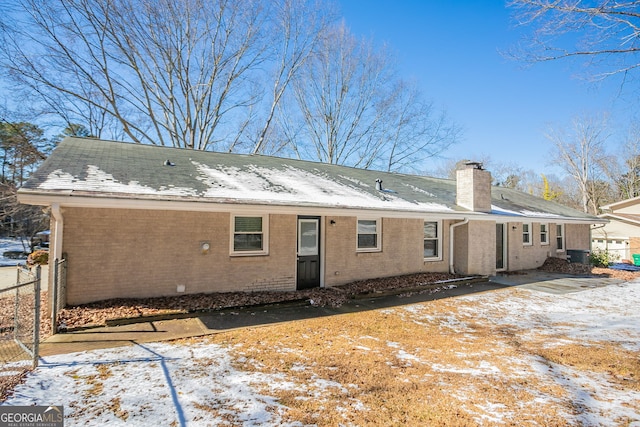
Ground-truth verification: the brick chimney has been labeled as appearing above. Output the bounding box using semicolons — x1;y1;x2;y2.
456;162;492;213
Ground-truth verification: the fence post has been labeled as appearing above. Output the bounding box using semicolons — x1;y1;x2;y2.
14;266;20;341
32;265;41;369
51;259;59;335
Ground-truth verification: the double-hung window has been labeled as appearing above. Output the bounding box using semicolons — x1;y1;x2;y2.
424;221;441;260
357;218;381;252
540;223;549;245
522;222;532;246
231;214;268;255
556;224;564;251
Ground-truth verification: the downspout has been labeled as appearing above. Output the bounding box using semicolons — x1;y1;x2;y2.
449;218;469;274
51;203;64;264
49;203;64;331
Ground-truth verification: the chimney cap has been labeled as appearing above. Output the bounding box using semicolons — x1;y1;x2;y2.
464;161;483;170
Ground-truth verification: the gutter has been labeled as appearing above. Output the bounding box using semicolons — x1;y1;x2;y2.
449;218;469;274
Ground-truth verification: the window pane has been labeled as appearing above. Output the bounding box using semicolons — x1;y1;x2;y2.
424;222;437;239
235;216;262;233
358;234;377;249
358;220;377;234
299;221;318;256
424;239;438;257
523;234;530;244
523;224;529;232
234;234;263;251
556;224;563;249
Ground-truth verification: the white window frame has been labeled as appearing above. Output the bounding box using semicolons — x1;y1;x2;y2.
356;218;381;252
540;223;549;245
423;220;442;261
230;214;269;256
522;222;532;246
556;224;565;252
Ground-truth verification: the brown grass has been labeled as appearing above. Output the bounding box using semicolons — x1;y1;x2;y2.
532;343;639;391
187;290;638;426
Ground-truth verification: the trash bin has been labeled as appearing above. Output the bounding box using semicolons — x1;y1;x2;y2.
566;249;590;264
633;254;640;266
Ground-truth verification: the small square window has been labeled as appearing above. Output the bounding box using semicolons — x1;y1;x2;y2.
357;219;381;252
231;215;268;255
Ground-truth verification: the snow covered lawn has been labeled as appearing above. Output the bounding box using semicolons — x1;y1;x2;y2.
0;238;30;267
3;279;640;426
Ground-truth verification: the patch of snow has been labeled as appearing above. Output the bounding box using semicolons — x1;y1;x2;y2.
395;350;421;363
473;401;510;425
4;342;302;426
0;238;30;267
402;183;436;197
456;283;640;351
491;205;562;218
193;162;454;212
4;276;639;425
431;360;501;376
541;360;640;426
39;166;197;197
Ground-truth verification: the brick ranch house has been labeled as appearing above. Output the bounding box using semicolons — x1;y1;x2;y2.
18;137;604;305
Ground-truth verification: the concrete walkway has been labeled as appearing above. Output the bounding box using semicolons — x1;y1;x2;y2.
39;271;627;357
40;279;505;356
489;270;625;294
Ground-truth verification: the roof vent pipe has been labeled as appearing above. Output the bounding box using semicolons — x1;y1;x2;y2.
375;179;382;191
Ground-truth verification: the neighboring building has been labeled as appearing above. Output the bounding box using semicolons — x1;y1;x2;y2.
18;138;604;305
592;197;640;261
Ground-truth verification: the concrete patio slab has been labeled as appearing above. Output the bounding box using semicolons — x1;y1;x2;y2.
490;270;625;294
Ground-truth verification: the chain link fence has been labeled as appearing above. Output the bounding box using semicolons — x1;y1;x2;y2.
51;258;67;334
0;265;42;371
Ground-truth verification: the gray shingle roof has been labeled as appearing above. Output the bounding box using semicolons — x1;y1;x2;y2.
20;137;601;222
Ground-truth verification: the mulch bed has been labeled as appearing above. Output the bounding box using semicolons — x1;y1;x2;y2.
58;272;461;330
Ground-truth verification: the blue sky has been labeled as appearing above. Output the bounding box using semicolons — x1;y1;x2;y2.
339;1;637;176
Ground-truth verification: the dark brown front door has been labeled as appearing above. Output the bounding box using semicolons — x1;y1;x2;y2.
297;217;320;290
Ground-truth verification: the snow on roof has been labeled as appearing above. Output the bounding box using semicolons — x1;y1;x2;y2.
20;137;603;221
491;206;562;219
39;166;198;197
193;162;453;211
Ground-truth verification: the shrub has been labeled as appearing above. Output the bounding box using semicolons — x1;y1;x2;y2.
589;249;618;267
27;250;49;266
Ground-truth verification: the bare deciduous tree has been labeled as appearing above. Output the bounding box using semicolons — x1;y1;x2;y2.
612;123;640;200
508;0;640;81
0;0;330;151
281;23;391;167
251;0;333;155
380;80;462;172
545;114;612;213
279;23;459;171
